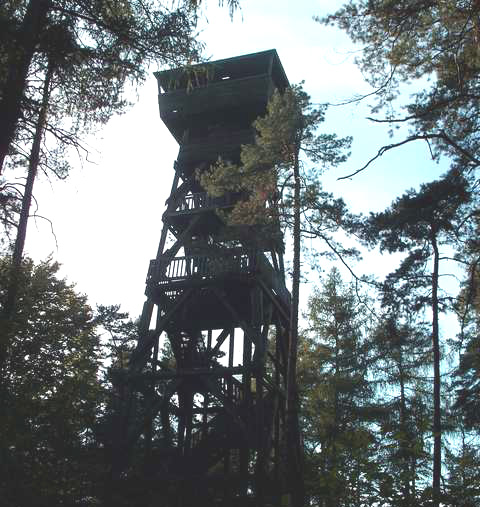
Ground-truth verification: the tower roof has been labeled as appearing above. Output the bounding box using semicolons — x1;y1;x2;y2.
155;49;289;93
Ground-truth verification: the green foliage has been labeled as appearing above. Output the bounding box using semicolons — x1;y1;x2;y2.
314;9;480;501
201;84;351;507
360;169;477;505
454;322;480;430
0;256;144;506
364;169;473;313
2;0;202;158
321;0;480;168
0;0;213;246
364;169;471;252
371;313;433;505
299;268;379;506
452;215;480;431
0;256;106;506
202;85;353;506
445;433;480;507
200;84;351;229
0;180;19;250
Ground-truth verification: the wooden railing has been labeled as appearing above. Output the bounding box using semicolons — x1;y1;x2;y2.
147;249;290;306
220;375;244;406
175;192;234;212
159;74;274;119
148;249;258;284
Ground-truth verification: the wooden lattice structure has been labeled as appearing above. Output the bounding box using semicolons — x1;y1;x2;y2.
113;50;297;507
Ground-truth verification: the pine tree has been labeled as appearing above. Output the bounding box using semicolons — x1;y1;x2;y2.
201;85;351;506
321;0;480;172
0;0;241;384
363;169;473;507
299;268;378;507
0;0;212;175
453;216;480;432
0;0;203;380
371;311;432;506
0;256;106;506
444;422;480;507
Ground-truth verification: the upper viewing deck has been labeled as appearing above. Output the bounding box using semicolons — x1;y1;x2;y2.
154;50;289;143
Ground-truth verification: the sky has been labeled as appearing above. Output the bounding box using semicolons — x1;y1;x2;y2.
26;0;449;318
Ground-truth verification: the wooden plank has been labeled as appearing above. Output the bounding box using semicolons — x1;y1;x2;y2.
139;365;247;380
159;74;273;118
164;178;190;208
228;328;234;368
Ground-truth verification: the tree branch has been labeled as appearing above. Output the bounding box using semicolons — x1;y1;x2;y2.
338;131;480;181
31;213;58;251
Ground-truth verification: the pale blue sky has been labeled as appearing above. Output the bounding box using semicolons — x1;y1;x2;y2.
27;0;450;316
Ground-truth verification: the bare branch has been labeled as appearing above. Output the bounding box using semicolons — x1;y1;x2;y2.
327;64;399;107
338;131;480;181
31;213;58;251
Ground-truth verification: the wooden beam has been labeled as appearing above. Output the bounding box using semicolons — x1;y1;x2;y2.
156;168;181;258
209;328;231;360
257;277;290;324
136;365;247;381
212;287;262;348
131;289;193;369
126;378;181;448
202;376;247;435
157;214;202;264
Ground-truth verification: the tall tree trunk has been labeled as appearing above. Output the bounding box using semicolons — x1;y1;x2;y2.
430;230;442;507
398;350;412;506
331;324;340;507
0;63;53;380
286;144;304;507
0;0;52;174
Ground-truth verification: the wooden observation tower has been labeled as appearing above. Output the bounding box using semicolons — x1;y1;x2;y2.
113;50;298;507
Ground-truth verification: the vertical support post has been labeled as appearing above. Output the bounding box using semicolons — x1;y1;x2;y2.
144;338;159;475
228;327;235;368
207;329;212;352
156;168;180;259
225;327;235;500
278;250;286;278
241;316;252;496
253;285;266;506
274;320;281;481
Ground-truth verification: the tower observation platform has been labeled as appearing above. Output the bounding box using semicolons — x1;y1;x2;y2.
111;49;299;507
